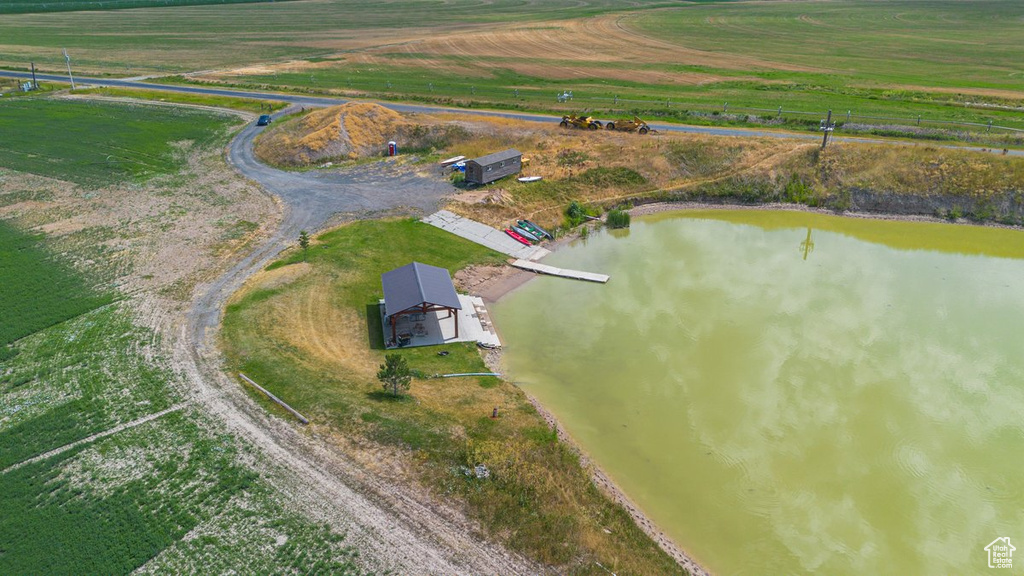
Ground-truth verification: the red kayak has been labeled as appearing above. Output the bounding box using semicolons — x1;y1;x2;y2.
504;228;532;246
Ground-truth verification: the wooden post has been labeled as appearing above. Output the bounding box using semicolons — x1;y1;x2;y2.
454;307;459;338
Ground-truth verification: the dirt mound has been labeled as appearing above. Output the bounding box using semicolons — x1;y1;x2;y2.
256;103;458;166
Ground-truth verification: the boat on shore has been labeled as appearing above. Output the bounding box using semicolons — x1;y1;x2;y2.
512;225;540;242
504;228;532;246
517;176;543;183
520;219;553;240
440;155;466;166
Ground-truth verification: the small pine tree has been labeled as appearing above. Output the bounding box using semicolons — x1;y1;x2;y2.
298;230;310;262
377;354;412;397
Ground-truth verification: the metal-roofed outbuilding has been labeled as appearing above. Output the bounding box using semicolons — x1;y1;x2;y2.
381;262;462;343
464;148;522;185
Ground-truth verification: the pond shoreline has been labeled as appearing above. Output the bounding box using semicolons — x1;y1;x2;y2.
628;200;1024;228
472;201;1024;576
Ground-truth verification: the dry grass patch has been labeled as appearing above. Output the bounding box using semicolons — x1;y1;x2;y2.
255;102;472;167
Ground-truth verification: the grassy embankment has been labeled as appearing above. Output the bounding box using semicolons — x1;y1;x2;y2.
396;116;1023;230
221;218;686;575
0;96;361;574
77;87;287;114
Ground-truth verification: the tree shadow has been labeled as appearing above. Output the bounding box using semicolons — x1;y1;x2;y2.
365;303;384;350
366;390;413;403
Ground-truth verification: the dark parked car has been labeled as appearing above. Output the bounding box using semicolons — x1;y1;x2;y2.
256;114;272;126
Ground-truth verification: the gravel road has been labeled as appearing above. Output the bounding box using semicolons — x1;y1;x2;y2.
176;108;540;574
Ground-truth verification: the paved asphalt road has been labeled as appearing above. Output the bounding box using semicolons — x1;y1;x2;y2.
3;69;1021;156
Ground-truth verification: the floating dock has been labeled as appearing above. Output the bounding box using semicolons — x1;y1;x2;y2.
511;259;609;283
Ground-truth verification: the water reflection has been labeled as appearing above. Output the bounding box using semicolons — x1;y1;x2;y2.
494;210;1024;576
800;227;814;261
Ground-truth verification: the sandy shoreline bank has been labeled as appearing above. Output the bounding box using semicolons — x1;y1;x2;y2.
463;201;1023;575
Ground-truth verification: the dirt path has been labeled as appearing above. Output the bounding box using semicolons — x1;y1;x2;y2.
174;108;541;574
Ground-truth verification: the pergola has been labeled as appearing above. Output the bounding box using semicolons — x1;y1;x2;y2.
381;262;462;344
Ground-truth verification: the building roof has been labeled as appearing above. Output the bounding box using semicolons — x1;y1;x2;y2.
382;262;461;317
468;148;522;166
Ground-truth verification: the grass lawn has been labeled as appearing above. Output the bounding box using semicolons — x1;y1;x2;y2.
221;218;686;573
0;97;236;186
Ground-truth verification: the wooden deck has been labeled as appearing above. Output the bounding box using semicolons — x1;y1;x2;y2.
511;259;609;283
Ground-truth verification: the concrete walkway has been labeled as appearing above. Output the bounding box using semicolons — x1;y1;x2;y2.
511;259;609;283
423;210;550;260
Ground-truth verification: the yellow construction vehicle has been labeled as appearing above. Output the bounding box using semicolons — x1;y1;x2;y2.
559;114;603;130
604;116;653;134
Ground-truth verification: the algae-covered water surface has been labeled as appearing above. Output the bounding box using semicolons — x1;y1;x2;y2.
492;210;1024;575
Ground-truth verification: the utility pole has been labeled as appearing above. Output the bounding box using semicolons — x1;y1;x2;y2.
819;109;835;149
62;49;75;90
30;62;38;90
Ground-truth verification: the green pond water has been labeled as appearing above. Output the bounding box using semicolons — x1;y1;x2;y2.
492;210;1024;575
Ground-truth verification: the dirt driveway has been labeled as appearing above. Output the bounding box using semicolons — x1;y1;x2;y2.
177;109;538;574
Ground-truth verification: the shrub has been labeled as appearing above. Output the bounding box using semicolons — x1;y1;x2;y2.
606;209;631;229
784;173;813;204
565;201;587;227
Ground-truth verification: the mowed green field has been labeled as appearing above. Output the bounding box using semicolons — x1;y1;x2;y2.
0;0;285;15
0;98;235;186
